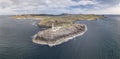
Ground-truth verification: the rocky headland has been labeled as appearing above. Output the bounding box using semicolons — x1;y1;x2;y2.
32;24;87;46
12;14;104;46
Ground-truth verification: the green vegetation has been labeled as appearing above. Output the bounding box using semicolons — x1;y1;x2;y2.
12;14;104;27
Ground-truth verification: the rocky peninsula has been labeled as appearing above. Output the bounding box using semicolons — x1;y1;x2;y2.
33;24;87;46
12;14;104;46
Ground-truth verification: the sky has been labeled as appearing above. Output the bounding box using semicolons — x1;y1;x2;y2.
0;0;120;15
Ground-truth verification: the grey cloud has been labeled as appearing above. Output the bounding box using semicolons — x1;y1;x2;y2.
0;0;120;15
97;0;120;5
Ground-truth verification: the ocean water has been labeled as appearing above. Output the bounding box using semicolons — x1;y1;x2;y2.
0;15;120;59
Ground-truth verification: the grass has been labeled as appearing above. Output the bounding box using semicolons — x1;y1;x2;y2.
12;14;104;27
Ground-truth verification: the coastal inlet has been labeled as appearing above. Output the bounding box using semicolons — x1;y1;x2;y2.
32;24;87;46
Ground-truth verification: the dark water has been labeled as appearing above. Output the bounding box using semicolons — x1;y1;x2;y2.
0;15;120;59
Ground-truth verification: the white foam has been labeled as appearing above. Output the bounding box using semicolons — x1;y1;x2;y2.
32;34;37;38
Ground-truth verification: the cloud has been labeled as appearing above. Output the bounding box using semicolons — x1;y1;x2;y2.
86;3;120;14
0;0;120;15
0;10;17;15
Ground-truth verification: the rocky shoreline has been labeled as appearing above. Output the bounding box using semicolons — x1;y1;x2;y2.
11;14;104;46
32;24;87;46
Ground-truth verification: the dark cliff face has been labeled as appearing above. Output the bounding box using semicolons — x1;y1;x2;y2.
34;24;86;41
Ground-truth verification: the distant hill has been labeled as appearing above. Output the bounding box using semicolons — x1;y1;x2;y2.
12;14;104;27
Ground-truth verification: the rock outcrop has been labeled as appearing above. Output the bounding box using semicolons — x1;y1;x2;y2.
32;24;87;46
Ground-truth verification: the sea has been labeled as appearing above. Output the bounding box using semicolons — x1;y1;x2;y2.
0;15;120;59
